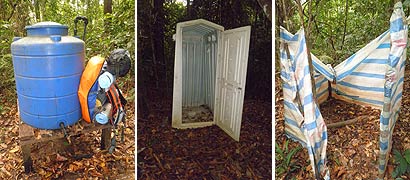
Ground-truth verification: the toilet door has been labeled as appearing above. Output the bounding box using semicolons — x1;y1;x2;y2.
214;26;251;141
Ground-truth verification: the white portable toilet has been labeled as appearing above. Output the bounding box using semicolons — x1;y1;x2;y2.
172;19;251;141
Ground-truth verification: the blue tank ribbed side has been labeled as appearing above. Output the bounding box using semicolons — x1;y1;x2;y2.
11;22;85;129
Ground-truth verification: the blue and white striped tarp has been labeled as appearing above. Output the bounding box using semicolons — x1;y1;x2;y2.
279;2;407;179
379;2;407;178
280;27;330;179
331;30;390;108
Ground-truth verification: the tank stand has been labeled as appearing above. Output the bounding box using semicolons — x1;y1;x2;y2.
18;120;112;174
19;123;34;173
100;127;112;150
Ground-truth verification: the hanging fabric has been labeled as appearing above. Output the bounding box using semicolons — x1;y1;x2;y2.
279;2;408;179
378;2;407;178
280;28;330;179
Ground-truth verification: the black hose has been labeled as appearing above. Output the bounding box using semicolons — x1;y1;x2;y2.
74;16;88;41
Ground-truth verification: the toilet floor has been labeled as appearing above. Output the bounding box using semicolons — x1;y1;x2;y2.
182;105;213;123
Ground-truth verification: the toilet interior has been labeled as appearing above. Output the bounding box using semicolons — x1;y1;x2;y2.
181;24;218;124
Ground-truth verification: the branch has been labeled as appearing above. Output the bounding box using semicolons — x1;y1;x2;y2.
340;0;349;51
295;0;317;100
281;0;289;29
310;0;322;32
256;0;272;21
327;116;366;129
307;0;314;39
7;1;17;21
313;18;321;35
329;36;337;52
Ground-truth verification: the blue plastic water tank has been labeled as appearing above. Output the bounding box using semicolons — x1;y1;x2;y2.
11;22;85;129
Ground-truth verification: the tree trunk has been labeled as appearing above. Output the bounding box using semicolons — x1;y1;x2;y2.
104;0;112;33
340;0;349;51
6;1;17;22
218;0;222;24
279;0;289;29
137;66;150;119
296;1;317;101
34;0;40;22
0;1;3;20
256;0;271;21
187;0;192;18
104;0;112;14
152;0;166;96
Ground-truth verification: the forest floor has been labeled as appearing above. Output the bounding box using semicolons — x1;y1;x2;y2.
275;66;410;179
137;89;272;179
0;81;135;179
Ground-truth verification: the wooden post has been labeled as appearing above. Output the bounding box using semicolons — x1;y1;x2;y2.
19;123;34;173
295;0;317;99
281;0;290;30
295;1;320;178
101;127;112;150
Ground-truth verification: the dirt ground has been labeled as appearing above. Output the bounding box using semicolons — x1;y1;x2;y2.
0;93;135;179
137;89;272;179
182;105;213;123
275;67;410;179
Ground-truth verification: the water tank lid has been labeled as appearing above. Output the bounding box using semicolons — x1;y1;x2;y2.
25;22;69;36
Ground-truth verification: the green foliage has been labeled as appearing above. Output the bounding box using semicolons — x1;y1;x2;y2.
0;20;15;91
318;55;335;65
138;0;271;100
0;2;52;99
275;140;302;177
312;0;392;63
277;0;399;66
404;0;410;7
163;1;185;62
0;0;134;102
36;0;134;58
392;149;410;179
0;105;4;115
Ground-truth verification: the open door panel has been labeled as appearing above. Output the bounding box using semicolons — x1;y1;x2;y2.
215;26;251;141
